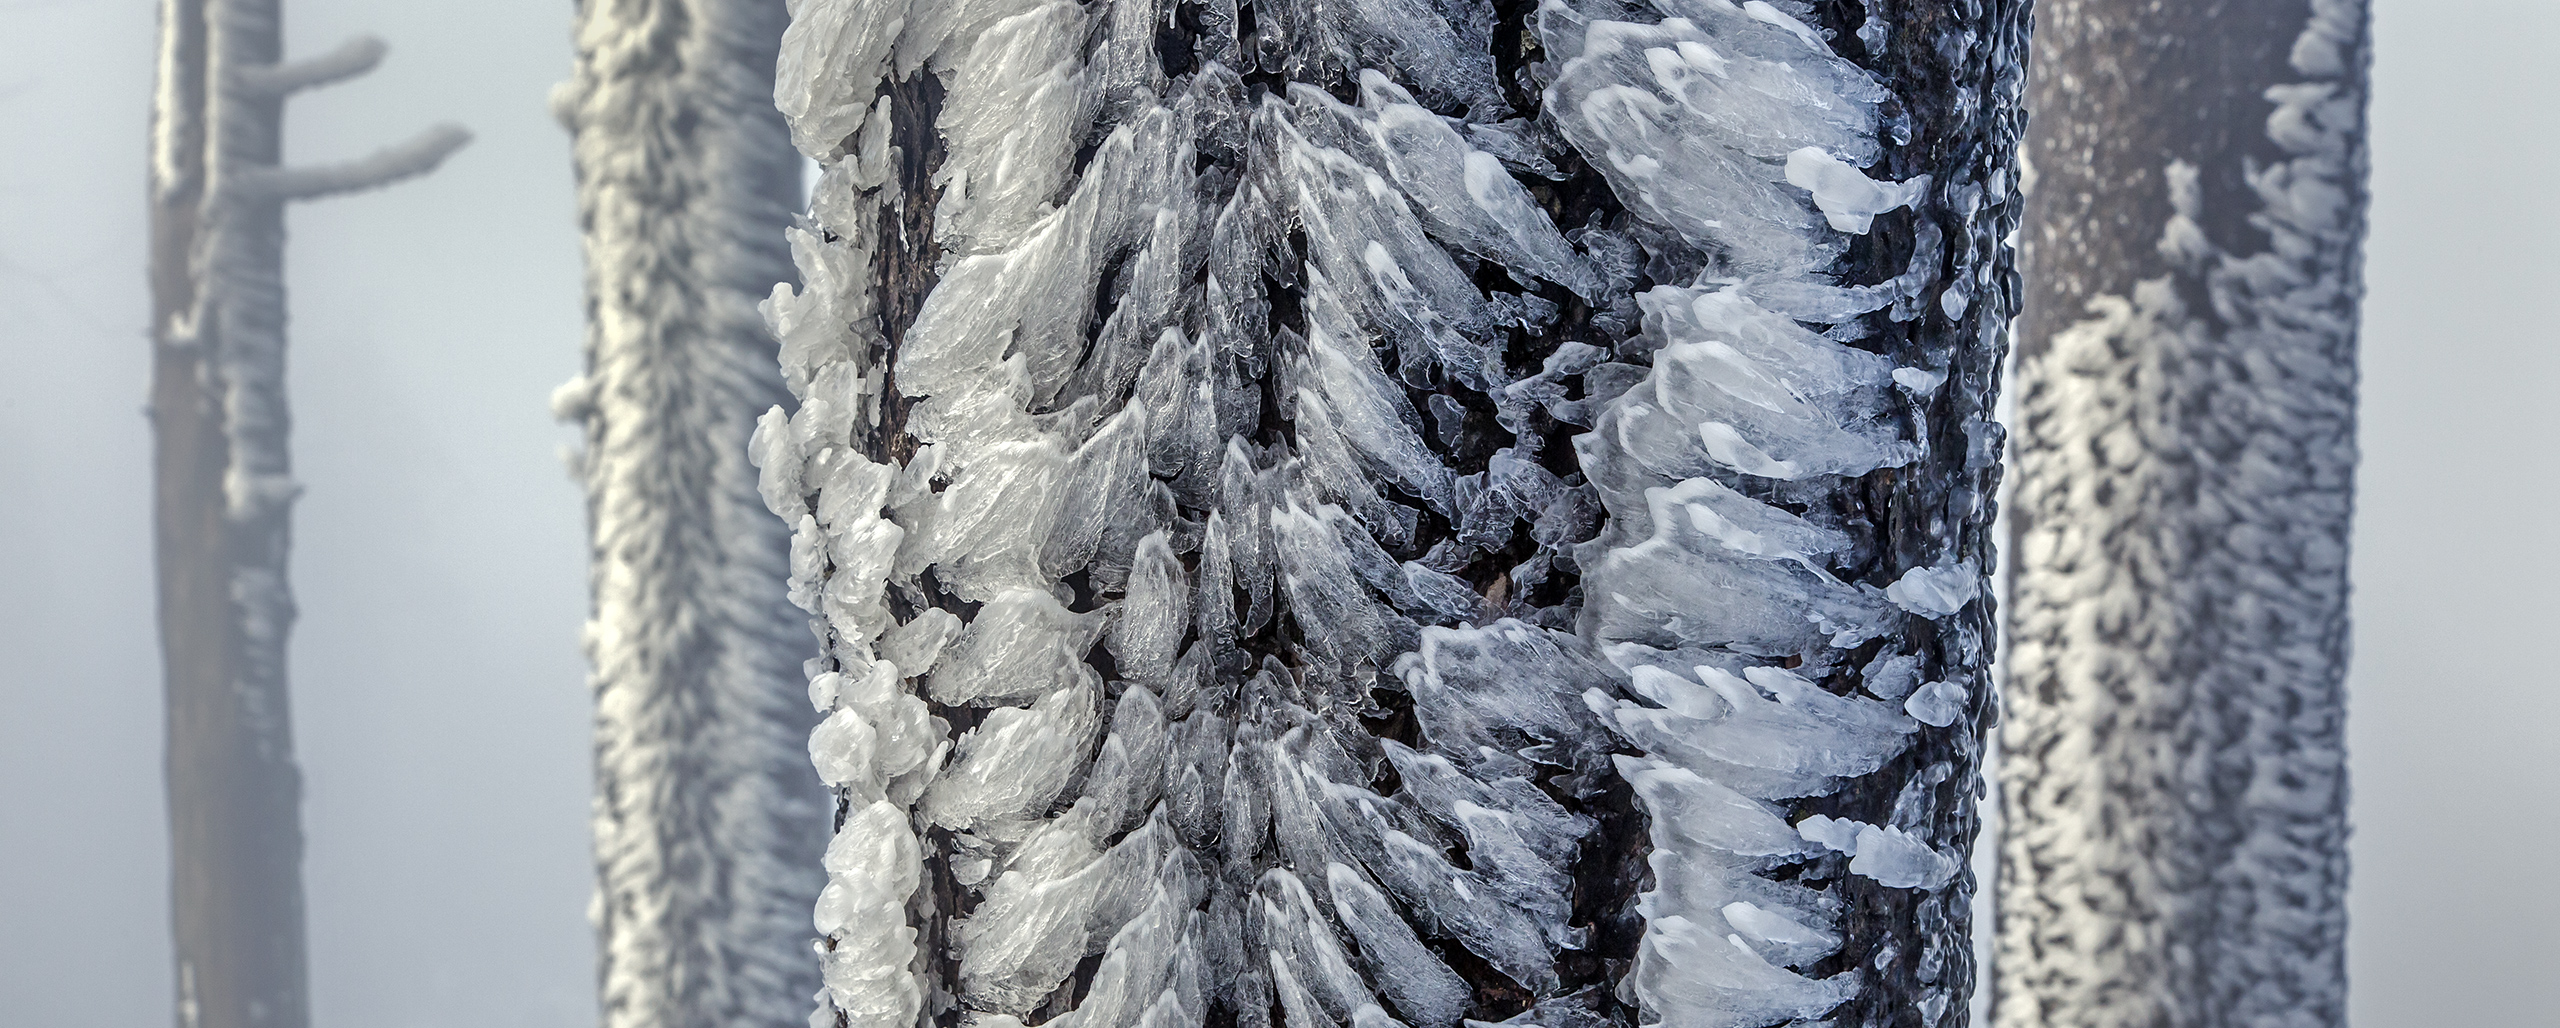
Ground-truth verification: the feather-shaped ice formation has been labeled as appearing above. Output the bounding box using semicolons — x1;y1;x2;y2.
768;2;2018;1028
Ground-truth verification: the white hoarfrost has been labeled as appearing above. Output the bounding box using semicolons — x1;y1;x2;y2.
555;3;826;1027
2001;2;2365;1026
765;1;2014;1027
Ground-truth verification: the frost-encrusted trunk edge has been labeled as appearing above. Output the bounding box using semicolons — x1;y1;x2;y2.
1999;1;2367;1026
553;2;830;1026
760;2;2022;1028
149;3;463;1027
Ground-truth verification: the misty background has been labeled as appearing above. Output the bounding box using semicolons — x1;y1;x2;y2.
2;1;2550;1025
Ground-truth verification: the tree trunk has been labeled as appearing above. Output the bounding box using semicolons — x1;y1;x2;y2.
149;4;464;1027
552;2;828;1026
759;2;2021;1027
1997;1;2367;1026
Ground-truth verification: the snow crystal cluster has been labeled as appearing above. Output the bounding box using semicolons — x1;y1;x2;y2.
757;1;2016;1027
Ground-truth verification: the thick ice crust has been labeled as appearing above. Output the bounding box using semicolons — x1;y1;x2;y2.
764;2;2021;1027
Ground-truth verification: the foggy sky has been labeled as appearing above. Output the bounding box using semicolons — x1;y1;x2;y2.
2;2;2550;1025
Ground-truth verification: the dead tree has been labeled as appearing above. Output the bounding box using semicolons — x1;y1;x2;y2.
148;4;465;1027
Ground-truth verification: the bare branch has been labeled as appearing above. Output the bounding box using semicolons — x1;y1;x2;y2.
244;123;471;202
236;35;388;98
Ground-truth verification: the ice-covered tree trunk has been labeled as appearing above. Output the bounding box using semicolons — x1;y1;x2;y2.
551;2;828;1026
1996;2;2366;1026
757;2;2020;1027
148;3;466;1028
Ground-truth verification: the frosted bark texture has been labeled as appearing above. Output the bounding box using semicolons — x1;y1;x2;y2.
1999;2;2367;1026
148;4;463;1028
764;2;2021;1027
555;3;828;1026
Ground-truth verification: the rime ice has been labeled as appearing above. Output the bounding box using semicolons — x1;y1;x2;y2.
766;0;2017;1026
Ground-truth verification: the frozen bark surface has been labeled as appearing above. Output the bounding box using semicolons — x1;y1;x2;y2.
1998;2;2367;1026
760;2;2022;1027
554;2;829;1026
148;3;464;1028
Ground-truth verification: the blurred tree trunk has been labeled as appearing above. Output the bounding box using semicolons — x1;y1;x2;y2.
552;3;826;1026
1999;1;2369;1025
148;4;463;1026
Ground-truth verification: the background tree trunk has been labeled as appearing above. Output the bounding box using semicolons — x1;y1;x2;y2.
551;2;828;1026
1998;1;2368;1026
761;2;2021;1027
149;3;463;1026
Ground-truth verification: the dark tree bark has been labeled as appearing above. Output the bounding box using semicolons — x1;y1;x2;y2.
148;4;463;1027
1999;2;2367;1026
552;2;829;1026
760;2;2023;1027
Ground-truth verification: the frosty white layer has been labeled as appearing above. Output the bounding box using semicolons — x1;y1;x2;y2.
1289;73;1606;301
770;0;1623;1020
768;0;2009;1027
2000;2;2365;1025
1538;2;1993;1026
554;4;824;1025
756;30;919;1015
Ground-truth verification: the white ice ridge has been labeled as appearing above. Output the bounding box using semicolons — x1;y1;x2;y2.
2000;2;2366;1026
1289;73;1608;300
1795;816;1958;890
1884;563;1979;618
755;0;925;1006
1595;285;1919;484
1535;1;1995;1026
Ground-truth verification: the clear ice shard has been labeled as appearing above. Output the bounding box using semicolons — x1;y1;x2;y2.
1785;147;1926;235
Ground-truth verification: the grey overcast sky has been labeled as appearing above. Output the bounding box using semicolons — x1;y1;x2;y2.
1;2;2551;1026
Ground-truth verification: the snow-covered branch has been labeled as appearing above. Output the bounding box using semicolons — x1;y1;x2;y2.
234;34;386;97
241;122;470;202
